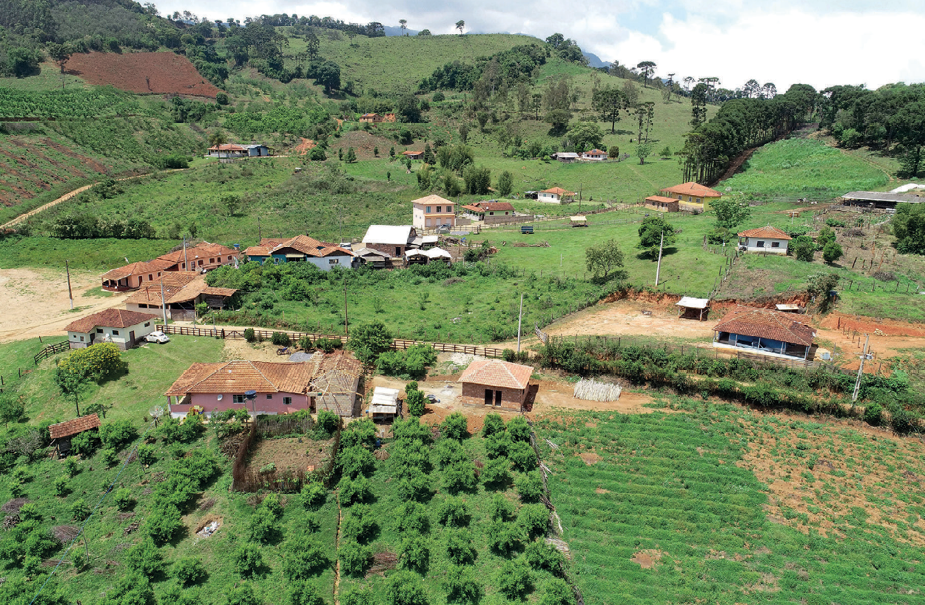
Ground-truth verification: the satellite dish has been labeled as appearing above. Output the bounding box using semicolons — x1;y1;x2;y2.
148;406;165;424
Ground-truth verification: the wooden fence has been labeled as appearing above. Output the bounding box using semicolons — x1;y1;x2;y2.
34;340;69;365
156;325;506;359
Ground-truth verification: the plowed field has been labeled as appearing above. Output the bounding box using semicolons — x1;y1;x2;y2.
64;52;221;98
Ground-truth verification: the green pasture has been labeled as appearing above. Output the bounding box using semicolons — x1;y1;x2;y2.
539;406;925;604
0;61;89;92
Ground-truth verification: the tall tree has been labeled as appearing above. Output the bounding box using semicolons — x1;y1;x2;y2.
455;20;465;34
592;87;625;134
47;43;73;75
743;79;761;98
636;61;656;88
690;83;709;128
305;32;319;61
399;19;407;35
664;73;676;103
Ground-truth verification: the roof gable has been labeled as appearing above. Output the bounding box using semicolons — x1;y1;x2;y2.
101;258;173;281
412;194;454;207
542;187;575;196
65;309;159;334
712;306;815;346
660;182;722;198
49;414;101;439
737;226;792;240
458;360;532;390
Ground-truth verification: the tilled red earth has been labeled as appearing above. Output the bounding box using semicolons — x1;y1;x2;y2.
64;51;221;98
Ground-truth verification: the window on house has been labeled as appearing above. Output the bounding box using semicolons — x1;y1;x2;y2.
426;206;431;213
489;211;494;215
233;395;246;404
437;206;442;213
266;394;272;399
148;274;153;280
112;330;119;335
97;328;103;334
228;256;232;261
283;397;292;405
209;258;214;264
756;241;765;248
144;322;151;327
80;336;84;341
198;260;203;266
329;259;339;265
771;242;780;248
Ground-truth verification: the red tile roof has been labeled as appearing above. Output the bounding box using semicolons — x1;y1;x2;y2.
660;182;722;198
713;306;815;347
157;242;238;265
209;143;247;151
458;360;532;390
645;195;680;204
65;309;159;334
165;360;316;396
245;235;353;258
737;226;792;240
101;259;173;282
542;187;576;196
49;414;101;440
123;272;201;306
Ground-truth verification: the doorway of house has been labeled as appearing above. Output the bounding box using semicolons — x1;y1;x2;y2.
129;330;135;346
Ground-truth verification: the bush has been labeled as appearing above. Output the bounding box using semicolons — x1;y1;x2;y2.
272;332;291;346
113;488;135;511
339;445;375;479
481;456;511;489
434;438;467;469
65;458;80;477
518;503;551;539
288;581;326;605
539;578;574;605
397;501;430;534
398;534;430;573
490;493;515;522
524;540;563;573
99;419;138;451
864;402;883;426
338;475;371;506
437;496;470;527
54;475;70;497
485;431;513;459
481;414;505;437
440;412;469;440
397;468;433;502
126;536;164;578
145;502;184;544
496;559;532;599
314;337;343;353
506;416;531;442
341;505;378;543
443;461;477;494
137;444;157;466
174;556;207;586
515;471;544;502
101;448;118;468
406;389;426;417
216;92;229;105
444;528;477;565
71;499;91;521
509;441;538;472
283;534;329;580
386;570;430;605
339;541;372;577
248;507;280;544
349;321;393;364
235;542;264;577
300;481;326;509
341;586;374;605
244;328;256;342
226;582;260;605
314;409;340;437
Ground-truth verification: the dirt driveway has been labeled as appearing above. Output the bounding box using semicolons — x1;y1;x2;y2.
0;268;128;343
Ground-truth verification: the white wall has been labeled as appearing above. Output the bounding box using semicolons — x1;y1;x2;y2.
537;193;560;204
743;237;788;254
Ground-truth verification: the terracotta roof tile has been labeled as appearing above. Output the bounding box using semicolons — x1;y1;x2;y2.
660;182;722;198
541;187;575;196
645;195;680;204
49;414;100;440
458;360;532;390
65;309;159;334
123;273;201;305
157;242;238;265
412;194;454;206
165;360;314;396
209;144;247;151
713;306;815;347
101;259;173;281
737;226;792;240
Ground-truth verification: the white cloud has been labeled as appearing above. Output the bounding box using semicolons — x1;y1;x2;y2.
150;0;925;90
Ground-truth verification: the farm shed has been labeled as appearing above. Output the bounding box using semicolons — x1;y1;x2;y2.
676;296;710;321
570;216;587;227
369;387;400;422
713;306;815;361
353;247;391;269
841;191;925;210
402;150;424;160
644;195;680;212
459;360;533;412
310;353;363;417
552;152;579;163
49;414;100;456
405;247;452;266
65;309;159;350
362;225;418;258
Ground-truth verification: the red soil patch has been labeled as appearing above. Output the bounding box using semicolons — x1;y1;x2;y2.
293;138;317;155
64;52;221;98
820;312;925;338
631;549;664;569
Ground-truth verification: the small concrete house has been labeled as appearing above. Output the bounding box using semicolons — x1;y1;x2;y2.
208;143;269;157
538;187;576;204
462;201;515;224
244;235;355;270
713;306;815;360
737;226;791;254
310;353;363;417
459;359;533;412
412;195;456;230
362;225;418;258
65;309;159;350
165;360;315;418
552;152;579;163
581;149;608;161
644;195;680;213
659;182;722;213
402;150;424;160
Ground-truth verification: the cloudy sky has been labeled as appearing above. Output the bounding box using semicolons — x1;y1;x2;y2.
154;0;925;91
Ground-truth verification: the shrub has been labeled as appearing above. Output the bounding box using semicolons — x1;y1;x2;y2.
398;534;430;573
509;441;538;472
54;475;70;497
341;505;378;543
314;409;340;437
485;431;513;459
822;241;843;264
864;402;883;426
506;416;531;442
440;412;469;440
64;458;80;477
444;528;477;565
481;456;511;489
397;468;433;502
386;570;430;605
339;541;372;577
341;586;374;605
314;337;343;353
174;556;207;586
443;461;477;494
145;502;184;544
349;321;393;364
539;578;575;605
490;493;515;522
137;444;157;466
338;475;371;506
71;499;91;521
244;328;256;342
99;419;138;451
524;540;563;573
515;471;544;502
488;521;523;555
437;496;470;527
481;414;505;437
126;536;164;578
300;481;326;509
397;501;430;534
496;559;532;599
288;581;326;605
101;448;118;467
272;332;291;346
235;542;264;577
434;438;467;469
406;389;426;417
113;488;135;511
283;533;329;580
226;582;260;605
339;445;375;479
518;503;551;539
340;417;377;449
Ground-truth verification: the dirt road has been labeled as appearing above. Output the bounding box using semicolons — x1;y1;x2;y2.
0;268;128;343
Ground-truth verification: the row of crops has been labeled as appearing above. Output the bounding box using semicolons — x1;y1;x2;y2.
539;408;925;604
0;87;139;119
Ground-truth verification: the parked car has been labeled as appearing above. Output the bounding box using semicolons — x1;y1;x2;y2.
145;331;170;344
425;394;439;403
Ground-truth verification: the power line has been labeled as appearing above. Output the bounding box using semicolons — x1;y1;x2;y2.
30;421;159;605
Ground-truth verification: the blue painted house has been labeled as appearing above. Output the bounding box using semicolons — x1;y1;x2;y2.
712;306;815;360
244;235;355;271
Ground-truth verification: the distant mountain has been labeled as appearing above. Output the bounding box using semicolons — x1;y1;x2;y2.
583;52;611;69
384;25;418;36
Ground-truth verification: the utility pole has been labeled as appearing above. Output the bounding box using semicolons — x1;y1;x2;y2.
516;293;524;353
65;260;74;310
654;231;664;287
852;333;871;403
160;279;168;326
578;183;582;214
343;282;349;337
258;216;262;242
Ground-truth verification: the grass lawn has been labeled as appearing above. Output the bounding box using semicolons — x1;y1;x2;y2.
539;403;925;604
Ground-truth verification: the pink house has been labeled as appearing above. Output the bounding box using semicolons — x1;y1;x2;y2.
165;360;315;418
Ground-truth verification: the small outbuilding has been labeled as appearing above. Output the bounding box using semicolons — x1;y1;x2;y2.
369;387;400;422
676;296;710;321
737;226;791;254
65;309;159;350
458;359;533;412
49;414;101;456
538;187;576;204
644;195;680;213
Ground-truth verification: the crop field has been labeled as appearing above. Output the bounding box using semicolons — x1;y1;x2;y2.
722;138;891;199
336;414;569;605
537;404;925;604
63;52;222;98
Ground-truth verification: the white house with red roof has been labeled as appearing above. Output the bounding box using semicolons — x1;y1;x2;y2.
538;187;576;204
737;226;792;254
581;149;608;161
65;309;159;350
